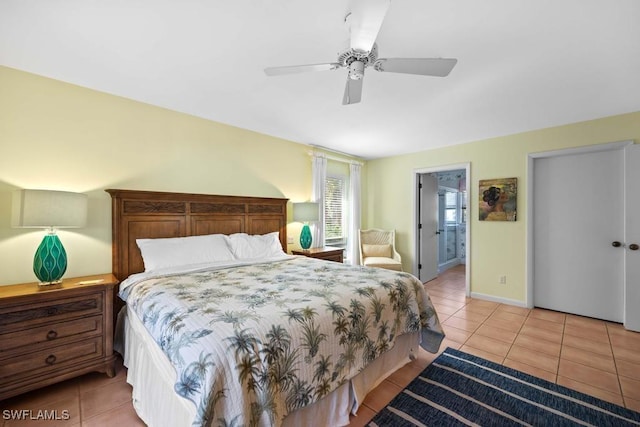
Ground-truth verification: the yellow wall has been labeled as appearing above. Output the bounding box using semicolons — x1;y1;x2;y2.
364;111;640;303
0;66;359;284
3;64;638;304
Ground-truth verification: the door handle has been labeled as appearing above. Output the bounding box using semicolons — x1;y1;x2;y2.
612;241;622;247
630;243;639;251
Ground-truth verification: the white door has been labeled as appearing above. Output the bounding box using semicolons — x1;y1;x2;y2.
624;144;640;331
533;148;625;322
419;174;439;282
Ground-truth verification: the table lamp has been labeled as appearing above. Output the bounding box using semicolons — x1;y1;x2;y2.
12;189;88;285
293;202;319;250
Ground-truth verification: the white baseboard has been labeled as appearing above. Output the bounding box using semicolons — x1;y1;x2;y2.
438;258;460;273
470;292;528;308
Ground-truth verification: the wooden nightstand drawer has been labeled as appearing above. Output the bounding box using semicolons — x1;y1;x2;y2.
0;315;103;354
0;274;118;400
292;246;344;263
316;253;343;262
0;336;104;379
0;293;103;331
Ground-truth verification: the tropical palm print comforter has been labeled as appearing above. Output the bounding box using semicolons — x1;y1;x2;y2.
120;256;444;427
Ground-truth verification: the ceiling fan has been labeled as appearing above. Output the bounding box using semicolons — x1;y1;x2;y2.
264;0;457;105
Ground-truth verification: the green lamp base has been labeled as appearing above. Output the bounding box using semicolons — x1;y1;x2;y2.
300;224;313;250
34;233;67;285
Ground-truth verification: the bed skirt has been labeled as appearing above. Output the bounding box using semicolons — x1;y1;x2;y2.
115;306;420;427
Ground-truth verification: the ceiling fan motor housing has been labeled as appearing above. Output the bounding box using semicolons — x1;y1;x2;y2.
339;43;378;80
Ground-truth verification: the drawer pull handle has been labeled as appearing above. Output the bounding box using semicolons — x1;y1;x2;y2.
47;307;58;316
46;330;58;340
45;355;57;365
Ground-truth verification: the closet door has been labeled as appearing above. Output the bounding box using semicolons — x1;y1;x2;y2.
533;148;624;322
624;144;640;331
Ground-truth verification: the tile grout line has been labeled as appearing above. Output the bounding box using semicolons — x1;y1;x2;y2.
556;318;629;405
556;310;567;383
452;296;501;360
498;304;528;367
76;381;83;427
606;323;627;408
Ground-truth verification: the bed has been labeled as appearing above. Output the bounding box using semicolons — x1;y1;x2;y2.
107;189;444;427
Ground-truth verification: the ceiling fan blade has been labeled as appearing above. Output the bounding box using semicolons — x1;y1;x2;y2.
264;63;341;76
348;0;390;52
374;58;458;77
342;76;363;105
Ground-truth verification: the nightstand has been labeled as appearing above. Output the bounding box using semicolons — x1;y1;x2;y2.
0;273;118;400
292;246;344;263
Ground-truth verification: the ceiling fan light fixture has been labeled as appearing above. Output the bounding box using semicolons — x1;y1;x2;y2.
348;61;365;80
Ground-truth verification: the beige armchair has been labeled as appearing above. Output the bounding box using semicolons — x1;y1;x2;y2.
358;229;403;271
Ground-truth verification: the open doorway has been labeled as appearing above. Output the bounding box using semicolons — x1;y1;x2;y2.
413;164;471;296
437;177;467;272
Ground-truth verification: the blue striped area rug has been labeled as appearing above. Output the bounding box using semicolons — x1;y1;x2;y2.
369;347;640;426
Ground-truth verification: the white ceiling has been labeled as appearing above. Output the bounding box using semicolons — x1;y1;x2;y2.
1;1;639;159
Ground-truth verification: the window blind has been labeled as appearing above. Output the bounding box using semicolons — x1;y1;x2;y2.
325;176;345;242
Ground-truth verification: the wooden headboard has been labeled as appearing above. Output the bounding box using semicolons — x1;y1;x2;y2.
106;189;288;281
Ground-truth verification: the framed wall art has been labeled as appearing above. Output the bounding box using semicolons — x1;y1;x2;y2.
479;178;517;221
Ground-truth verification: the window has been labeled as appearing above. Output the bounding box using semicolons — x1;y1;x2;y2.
324;175;347;247
442;190;467;224
444;191;458;223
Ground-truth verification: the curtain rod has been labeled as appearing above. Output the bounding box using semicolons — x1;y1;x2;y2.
308;150;364;166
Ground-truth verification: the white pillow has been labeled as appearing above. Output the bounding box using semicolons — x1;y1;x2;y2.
136;233;234;272
228;232;284;259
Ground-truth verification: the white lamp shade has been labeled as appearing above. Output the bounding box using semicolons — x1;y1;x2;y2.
293;202;319;223
12;190;88;228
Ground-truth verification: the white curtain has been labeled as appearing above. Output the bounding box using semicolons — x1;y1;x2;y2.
311;154;327;248
348;162;362;264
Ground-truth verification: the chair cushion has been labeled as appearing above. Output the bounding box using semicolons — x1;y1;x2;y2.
362;243;392;258
363;257;403;271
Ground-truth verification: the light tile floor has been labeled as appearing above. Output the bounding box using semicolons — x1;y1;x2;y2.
2;264;638;426
0;357;143;427
347;264;640;426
